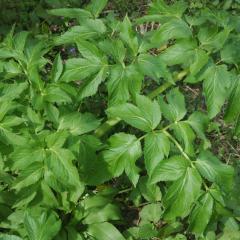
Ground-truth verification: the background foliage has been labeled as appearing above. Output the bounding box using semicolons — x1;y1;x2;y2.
0;0;240;239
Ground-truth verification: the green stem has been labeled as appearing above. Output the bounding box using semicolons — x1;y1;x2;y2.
147;70;188;99
94;70;188;138
163;130;193;166
94;117;121;138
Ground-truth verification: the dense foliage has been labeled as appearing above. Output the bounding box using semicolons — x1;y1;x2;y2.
0;0;240;239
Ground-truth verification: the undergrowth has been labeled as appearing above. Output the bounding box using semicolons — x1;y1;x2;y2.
0;0;240;239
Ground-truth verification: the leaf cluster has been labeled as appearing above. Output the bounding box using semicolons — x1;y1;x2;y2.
0;0;240;239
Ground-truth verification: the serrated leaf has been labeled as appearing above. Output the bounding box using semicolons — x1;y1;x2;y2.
149;0;187;19
151;155;189;183
159;39;196;66
163;167;202;220
78;135;111;185
172;122;196;157
198;26;230;52
13;31;29;53
83;203;121;224
107;64;143;106
187;111;210;149
51;54;63;82
60;58;104;83
45;85;72;103
137;53;172;82
159;88;186;122
0;82;28;101
151;19;192;46
188;192;214;235
76;39;103;60
224;76;240;123
11;145;46;170
87;222;125;240
138;176;162;202
140;203;162;223
99;39;126;64
0;235;22;240
119;16;138;55
195;151;234;191
202;64;232;118
86;0;108;18
46;147;83;192
0;128;27;146
103;133;142;186
12;162;43;191
54;19;106;45
47;8;92;21
58;112;100;135
144;132;170;176
190;49;209;76
221;37;240;64
78;67;107;100
108;94;161;132
24;208;61;240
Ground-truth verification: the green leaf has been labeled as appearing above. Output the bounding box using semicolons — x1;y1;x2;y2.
45;130;68;148
151;19;192;46
24;208;61;240
188;192;214;235
202;64;232;118
76;39;103;61
221;37;240;64
45;85;72;103
140;203;162;223
163;167;202;220
60;58;104;83
11;145;46;170
12;162;43;191
119;16;138;55
159;39;196;66
187;111;210;148
46;147;84;195
159;88;186;122
1;116;24;128
0;82;28;101
107;64;143;106
224;77;240;123
54;19;106;45
99;39;126;64
13;31;29;53
87;222;125;240
103;133;142;186
144;132;170;176
58;112;100;135
108;94;161;132
0;128;27;146
47;8;92;21
172;121;196;157
78;67;107;100
137;53;172;82
148;0;187;19
138;176;162;202
198;26;230;52
195;151;234;191
51;54;63;82
189;49;209;76
0;235;22;240
150;155;189;183
77;135;111;185
83;203;121;224
86;0;108;18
